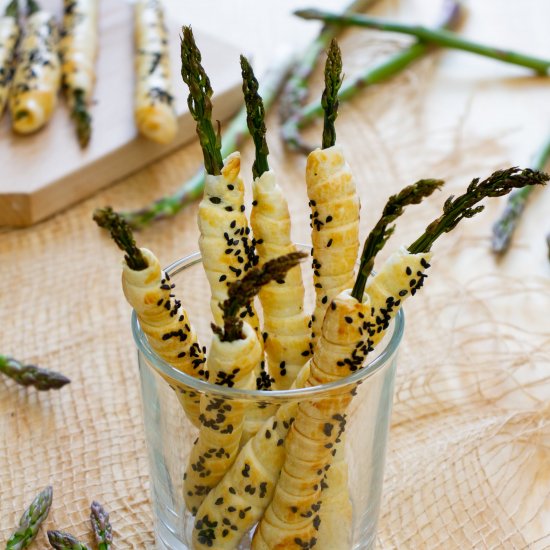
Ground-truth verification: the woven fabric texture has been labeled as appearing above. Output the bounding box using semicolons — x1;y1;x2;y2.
1;1;549;548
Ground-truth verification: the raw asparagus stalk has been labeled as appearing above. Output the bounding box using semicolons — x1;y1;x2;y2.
121;55;293;229
90;501;112;550
6;486;53;550
184;253;306;516
307;40;360;353
492;136;550;254
295;7;550;74
243;54;311;389
47;531;90;550
93;207;207;426
0;355;70;390
284;0;463;154
0;0;20;119
279;0;378;151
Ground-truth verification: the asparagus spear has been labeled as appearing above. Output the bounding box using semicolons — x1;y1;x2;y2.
492;136;550;253
212;251;307;342
27;0;40;15
295;8;550;74
180;25;223;176
409;167;549;254
120;55;292;229
279;0;377;148
6;486;53;550
90;501;112;550
0;355;70;390
351;178;444;300
4;0;18;17
47;531;91;550
283;0;462;154
321;39;343;150
93;206;147;270
240;55;269;179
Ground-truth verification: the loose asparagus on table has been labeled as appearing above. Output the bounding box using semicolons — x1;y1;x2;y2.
121;55;293;229
242;54;311;390
295;7;550;74
0;0;20;119
307;40;360;353
59;0;99;147
93;207;207;426
0;355;70;390
9;0;61;134
6;486;53;550
492;136;550;254
184;253;305;517
279;0;378;151
47;531;90;550
283;0;463;153
90;501;112;550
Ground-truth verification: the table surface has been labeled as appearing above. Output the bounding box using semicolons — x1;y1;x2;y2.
1;0;549;548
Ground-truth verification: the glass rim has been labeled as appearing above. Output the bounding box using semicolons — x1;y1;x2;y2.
131;249;405;400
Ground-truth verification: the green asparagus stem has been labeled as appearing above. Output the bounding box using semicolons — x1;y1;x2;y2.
120;57;292;229
295;8;550;74
351;178;444;300
491;136;550;253
283;0;462;153
27;0;40;15
180;26;223;176
279;0;378;147
0;355;70;390
5;0;19;17
90;501;112;550
6;486;53;550
47;531;91;550
321;39;343;149
71;90;92;148
240;55;269;179
93;207;148;270
408;167;549;254
213;252;307;342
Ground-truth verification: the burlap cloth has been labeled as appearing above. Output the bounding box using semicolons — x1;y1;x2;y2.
1;0;549;547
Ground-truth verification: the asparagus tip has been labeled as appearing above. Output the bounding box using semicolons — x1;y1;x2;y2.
321;38;343;149
93;207;148;271
71;91;92;148
215;252;307;341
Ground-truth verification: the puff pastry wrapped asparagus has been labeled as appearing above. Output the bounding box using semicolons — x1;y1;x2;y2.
9;0;60;134
59;0;99;147
93;208;207;426
242;55;312;390
134;0;177;143
184;253;306;516
0;0;20;119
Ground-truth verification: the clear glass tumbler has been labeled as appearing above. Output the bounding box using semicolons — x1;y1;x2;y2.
133;250;404;550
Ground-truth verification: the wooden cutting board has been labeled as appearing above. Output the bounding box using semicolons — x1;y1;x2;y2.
0;0;243;227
